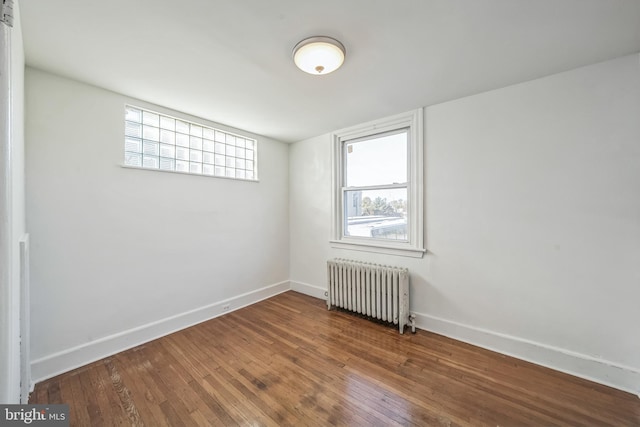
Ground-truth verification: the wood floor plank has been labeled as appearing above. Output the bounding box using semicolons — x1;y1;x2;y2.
31;291;640;426
103;358;144;427
112;353;167;426
186;376;237;426
77;369;104;427
195;374;272;427
86;362;128;427
46;381;61;404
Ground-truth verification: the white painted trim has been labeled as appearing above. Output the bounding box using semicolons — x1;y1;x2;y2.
121;164;261;183
30;280;290;385
329;240;425;258
330;108;425;258
290;280;327;300
19;234;30;402
0;19;21;404
413;311;640;395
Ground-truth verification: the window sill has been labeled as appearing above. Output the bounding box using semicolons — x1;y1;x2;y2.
121;164;260;182
329;240;425;258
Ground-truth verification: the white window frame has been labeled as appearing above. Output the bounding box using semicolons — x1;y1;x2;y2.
331;108;425;258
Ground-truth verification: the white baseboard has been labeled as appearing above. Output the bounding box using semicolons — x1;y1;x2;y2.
292;280;639;394
413;311;640;396
30;281;290;385
290;280;326;300
29;279;640;396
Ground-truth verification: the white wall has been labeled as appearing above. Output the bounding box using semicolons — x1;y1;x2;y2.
290;53;640;394
26;68;289;381
0;2;25;403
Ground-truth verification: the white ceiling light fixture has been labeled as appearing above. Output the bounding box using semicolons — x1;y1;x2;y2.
293;36;346;75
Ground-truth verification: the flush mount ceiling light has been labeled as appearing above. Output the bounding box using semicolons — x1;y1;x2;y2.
293;36;346;75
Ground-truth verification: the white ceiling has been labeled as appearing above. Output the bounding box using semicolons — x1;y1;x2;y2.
20;0;640;143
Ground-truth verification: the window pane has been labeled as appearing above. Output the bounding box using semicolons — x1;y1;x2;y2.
160;116;175;131
175;133;189;147
214;142;225;155
143;126;159;141
203;128;215;140
125;106;141;122
142;111;159;127
159;143;175;158
176;120;190;134
203;152;214;165
190;162;202;174
190;124;202;137
125;121;142;138
203;164;214;175
160;129;175;144
215;131;225;143
190;136;202;150
124;152;142;167
190;150;202;163
175;160;189;172
345;130;407;187
143;140;159;156
202;139;214;152
125;137;142;153
215;166;225;176
176;146;189;160
143;155;159;169
344;188;408;241
159;157;175;170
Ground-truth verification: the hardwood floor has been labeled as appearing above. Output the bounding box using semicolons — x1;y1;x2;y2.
31;291;640;426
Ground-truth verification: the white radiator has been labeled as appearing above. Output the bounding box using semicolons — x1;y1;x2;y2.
327;258;415;334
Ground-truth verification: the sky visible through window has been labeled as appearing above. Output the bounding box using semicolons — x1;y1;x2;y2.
345;130;407;196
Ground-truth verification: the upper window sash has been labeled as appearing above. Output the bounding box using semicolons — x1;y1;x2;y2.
342;128;409;188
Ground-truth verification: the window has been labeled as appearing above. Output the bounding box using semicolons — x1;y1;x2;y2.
123;105;257;181
331;109;424;257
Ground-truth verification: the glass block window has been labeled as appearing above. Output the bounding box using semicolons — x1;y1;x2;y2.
124;105;257;181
